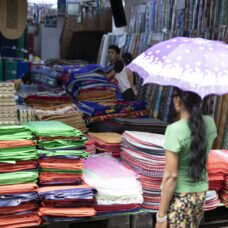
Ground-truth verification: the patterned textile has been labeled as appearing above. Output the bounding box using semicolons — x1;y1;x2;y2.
121;131;165;211
168;192;206;227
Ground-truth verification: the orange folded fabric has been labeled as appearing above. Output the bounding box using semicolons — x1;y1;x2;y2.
0;202;38;215
39;207;96;217
0;213;41;227
0;183;38;194
0;161;37;173
39;172;82;181
0;140;35;148
38;184;91;193
39;159;83;170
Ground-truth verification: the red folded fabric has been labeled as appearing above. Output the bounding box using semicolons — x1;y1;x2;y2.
0;140;35;148
39;172;82;185
41;199;95;208
94;204;139;212
0;202;38;215
0;183;38;194
38;184;91;193
0;212;41;228
39;158;83;170
39;207;96;217
0;161;37;173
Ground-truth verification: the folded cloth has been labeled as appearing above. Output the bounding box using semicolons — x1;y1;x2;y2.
0;147;38;163
39;158;83;170
88;132;121;144
41;199;95;208
39;172;82;185
0;125;32;140
0;192;39;207
38;184;96;201
84;156;143;205
24;121;84;138
0;140;35;148
94;204;140;212
39;207;96;217
0;183;38;194
0;171;38;185
38;150;88;159
0;202;38;215
0;212;41;227
0;160;37;173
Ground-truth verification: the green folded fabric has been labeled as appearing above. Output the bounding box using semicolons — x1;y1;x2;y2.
0;125;32;140
0;171;38;185
38;140;86;150
0;147;38;162
40;169;83;174
38;150;89;158
24;121;84;137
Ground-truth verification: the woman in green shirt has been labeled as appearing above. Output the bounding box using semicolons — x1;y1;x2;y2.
156;88;217;228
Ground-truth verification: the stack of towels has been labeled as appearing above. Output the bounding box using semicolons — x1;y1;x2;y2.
88;132;122;158
84;156;143;215
0;125;40;227
121;131;165;211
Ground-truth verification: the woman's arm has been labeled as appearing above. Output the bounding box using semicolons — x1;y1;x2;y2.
156;150;178;226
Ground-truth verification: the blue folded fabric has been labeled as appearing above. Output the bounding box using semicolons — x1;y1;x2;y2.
39;188;96;201
43;216;81;222
0;192;39;207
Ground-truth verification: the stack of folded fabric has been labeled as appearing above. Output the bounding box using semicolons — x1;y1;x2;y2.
208;150;228;192
204;191;220;211
77;101;150;124
38;185;96;222
0;82;19;125
37;149;88;185
65;64;120;103
88;132;122;158
220;175;228;207
33;103;88;133
25;121;97;222
0;184;41;227
121;131;165;211
24;121;87;150
84;156;143;215
85;135;96;155
0;125;40;227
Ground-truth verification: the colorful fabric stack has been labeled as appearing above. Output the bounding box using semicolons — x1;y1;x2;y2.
84;156;143;215
65;64;121;102
34;103;88;133
88;132;121;158
24;121;86;150
0;125;40;227
221;175;228;207
121;131;165;211
38;185;96;222
24;121;96;222
0;82;19;125
208;150;228;192
204;191;220;211
85;135;96;155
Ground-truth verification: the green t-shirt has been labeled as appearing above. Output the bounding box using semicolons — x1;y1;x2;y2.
164;115;217;193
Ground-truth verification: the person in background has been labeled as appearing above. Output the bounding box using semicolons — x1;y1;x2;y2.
155;88;217;228
106;45;120;73
14;72;32;92
121;52;137;96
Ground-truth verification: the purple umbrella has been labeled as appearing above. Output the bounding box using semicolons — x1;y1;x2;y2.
127;37;228;98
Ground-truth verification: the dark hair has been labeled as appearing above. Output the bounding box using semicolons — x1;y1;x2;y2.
21;72;32;84
175;88;207;182
108;45;120;55
122;52;132;65
114;60;124;73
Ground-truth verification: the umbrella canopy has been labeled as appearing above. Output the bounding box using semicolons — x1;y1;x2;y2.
127;37;228;98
